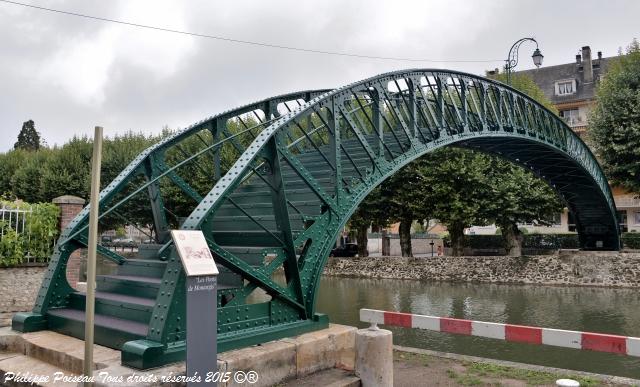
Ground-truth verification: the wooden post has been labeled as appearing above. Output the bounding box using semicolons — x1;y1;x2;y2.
84;126;103;385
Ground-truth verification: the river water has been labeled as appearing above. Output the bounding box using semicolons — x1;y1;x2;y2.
92;256;639;377
315;276;640;379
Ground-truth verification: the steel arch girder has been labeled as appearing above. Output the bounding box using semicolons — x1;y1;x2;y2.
181;68;618;319
185;69;618;244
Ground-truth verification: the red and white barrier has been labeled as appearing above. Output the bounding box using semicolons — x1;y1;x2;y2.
360;308;640;357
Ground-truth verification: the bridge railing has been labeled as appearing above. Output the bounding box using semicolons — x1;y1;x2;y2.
360;308;640;357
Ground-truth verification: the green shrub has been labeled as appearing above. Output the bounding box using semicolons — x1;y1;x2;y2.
0;226;24;266
522;233;579;249
26;203;60;261
0;200;59;266
622;232;640;249
444;233;579;250
466;235;503;249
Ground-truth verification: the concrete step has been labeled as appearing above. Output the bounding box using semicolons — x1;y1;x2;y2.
280;368;360;387
0;352;78;387
0;329;120;378
0;324;358;386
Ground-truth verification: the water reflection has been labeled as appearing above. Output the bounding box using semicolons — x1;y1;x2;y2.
316;276;640;378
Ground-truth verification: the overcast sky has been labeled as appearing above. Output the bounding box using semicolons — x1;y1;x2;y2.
0;0;638;151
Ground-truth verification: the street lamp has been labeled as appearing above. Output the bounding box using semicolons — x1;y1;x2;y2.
505;37;543;84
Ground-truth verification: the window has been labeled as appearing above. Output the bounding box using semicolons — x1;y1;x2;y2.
560;108;581;126
568;212;576;232
556;80;575;96
618;210;628;233
635;211;640;225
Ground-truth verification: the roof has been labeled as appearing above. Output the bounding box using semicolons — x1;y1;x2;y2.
514;56;616;106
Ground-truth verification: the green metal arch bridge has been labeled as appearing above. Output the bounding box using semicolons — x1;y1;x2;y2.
13;69;619;369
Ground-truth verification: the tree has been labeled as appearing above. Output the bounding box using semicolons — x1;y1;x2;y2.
0;150;27;197
379;162;435;257
481;159;563;256
348;187;385;257
589;39;640;193
14;120;42;151
419;149;492;256
40;136;92;201
489;72;558;114
10;150;51;203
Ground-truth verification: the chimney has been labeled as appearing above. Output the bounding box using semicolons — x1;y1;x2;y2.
597;51;602;60
576;54;582;64
582;46;593;82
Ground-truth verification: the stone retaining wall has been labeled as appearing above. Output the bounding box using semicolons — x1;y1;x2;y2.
0;265;47;327
324;251;640;287
2;252;639;329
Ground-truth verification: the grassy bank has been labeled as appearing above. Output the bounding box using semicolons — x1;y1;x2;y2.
393;346;636;386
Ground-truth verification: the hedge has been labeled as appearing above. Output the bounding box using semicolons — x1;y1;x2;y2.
369;231;639;249
443;233;579;250
622;232;640;249
522;233;579;249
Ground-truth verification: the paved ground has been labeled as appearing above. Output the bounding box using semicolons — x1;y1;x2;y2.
393;347;639;386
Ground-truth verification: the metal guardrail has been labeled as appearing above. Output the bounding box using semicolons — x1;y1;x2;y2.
360;308;640;357
0;204;31;236
0;203;55;263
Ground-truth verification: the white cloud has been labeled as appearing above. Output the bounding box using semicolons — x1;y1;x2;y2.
38;27;117;105
35;0;195;106
0;0;639;151
113;0;195;78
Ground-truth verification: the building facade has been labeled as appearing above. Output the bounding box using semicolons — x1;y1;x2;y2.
520;46;609;138
470;46;639;235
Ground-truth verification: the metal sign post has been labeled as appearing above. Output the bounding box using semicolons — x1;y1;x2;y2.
171;230;219;386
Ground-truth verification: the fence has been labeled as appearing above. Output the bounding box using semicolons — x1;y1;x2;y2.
0;201;59;265
1;203;31;235
360;308;640;357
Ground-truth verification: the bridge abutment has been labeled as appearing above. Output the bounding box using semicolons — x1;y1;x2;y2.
0;324;357;386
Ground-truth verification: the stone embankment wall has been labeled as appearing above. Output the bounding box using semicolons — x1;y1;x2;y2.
0;265;46;327
324;251;640;287
2;252;639;328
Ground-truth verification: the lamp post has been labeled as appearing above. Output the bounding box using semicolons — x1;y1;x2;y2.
505;37;544;84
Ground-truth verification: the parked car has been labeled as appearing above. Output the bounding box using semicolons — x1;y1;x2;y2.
330;243;359;257
113;238;136;248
